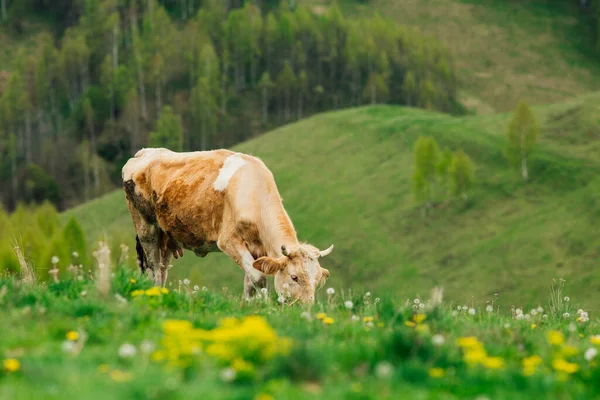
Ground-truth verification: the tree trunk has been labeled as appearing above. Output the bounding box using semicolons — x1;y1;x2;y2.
1;0;7;22
262;86;268;124
25;110;32;164
11;154;17;207
521;155;528;183
156;80;162;115
285;88;290;120
83;146;90;201
297;91;303;119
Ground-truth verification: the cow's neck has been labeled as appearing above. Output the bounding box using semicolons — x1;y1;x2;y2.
262;205;299;258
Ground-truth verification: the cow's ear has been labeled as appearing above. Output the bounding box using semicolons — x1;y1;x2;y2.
318;267;330;289
253;257;286;275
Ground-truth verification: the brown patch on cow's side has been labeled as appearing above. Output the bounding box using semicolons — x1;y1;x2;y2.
123;179;156;224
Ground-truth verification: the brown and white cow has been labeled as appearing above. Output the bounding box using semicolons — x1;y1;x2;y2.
122;147;334;303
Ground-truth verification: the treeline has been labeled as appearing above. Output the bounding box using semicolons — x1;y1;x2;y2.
0;0;459;211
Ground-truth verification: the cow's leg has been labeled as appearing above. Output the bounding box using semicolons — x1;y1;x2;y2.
157;230;174;287
126;201;161;284
217;237;267;299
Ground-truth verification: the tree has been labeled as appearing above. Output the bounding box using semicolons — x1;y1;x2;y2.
506;100;539;182
412;136;440;206
449;149;474;200
258;72;274;124
277;61;296;120
437;147;453;195
150;106;183;151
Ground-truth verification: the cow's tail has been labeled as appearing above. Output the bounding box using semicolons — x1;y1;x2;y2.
135;235;148;274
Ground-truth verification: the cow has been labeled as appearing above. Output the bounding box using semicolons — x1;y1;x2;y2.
122;147;334;304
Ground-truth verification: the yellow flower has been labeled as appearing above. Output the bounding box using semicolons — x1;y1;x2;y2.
415;324;429;333
145;287;162;296
363;316;373;323
316;313;327;320
464;348;487;365
232;358;254;375
531;324;536;330
547;330;565;346
405;321;416;327
131;289;145;298
3;359;20;372
255;394;274;400
413;313;427;324
161;288;169;294
590;335;600;345
428;367;445;378
483;357;504;370
552;358;579;374
323;317;334;325
150;350;166;362
163;319;194;334
129;278;136;283
456;336;482;349
66;331;79;341
110;369;133;382
523;355;543;368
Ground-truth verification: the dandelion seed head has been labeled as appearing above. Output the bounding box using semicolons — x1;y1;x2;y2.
202;286;208;291
432;334;445;346
418;303;424;309
543;314;548;319
468;308;476;315
462;305;468;311
351;315;360;322
183;279;190;286
193;285;200;292
62;340;76;353
564;296;570;302
51;256;59;264
515;308;523;316
326;288;335;295
261;288;268;295
140;340;155;354
118;343;137;358
451;310;458;317
219;367;236;382
537;306;544;313
530;309;537;316
486;305;493;313
563;312;570;319
414;298;420;304
277;296;285;304
585;348;598;361
375;361;394;378
344;301;354;309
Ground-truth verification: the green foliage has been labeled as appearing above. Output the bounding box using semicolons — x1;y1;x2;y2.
150;106;183;151
506;100;539;182
449;149;475;200
412;136;440;205
17;164;61;207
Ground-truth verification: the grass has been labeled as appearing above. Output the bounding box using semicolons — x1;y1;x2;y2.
1;256;600;399
63;92;600;309
318;0;600;113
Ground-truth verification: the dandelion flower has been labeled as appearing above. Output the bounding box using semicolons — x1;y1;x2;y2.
468;308;476;315
326;288;335;296
3;359;20;372
563;312;570;319
414;298;420;305
363;316;374;323
66;331;79;341
486;305;493;313
405;321;416;327
118;343;137;358
457;306;461;310
432;334;445;346
531;324;537;329
483;357;504;369
428;367;445;378
418;303;424;309
590;335;600;345
344;301;353;309
219;367;237;382
351;315;360;322
530;309;537;316
51;256;59;264
584;347;598;362
564;296;570;302
193;285;200;292
323;317;334;325
129;278;136;284
552;358;578;374
547;330;565;346
316;313;327;320
375;361;393;378
110;369;133;382
183;278;190;286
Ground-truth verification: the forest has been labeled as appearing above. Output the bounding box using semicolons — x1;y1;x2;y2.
0;0;460;211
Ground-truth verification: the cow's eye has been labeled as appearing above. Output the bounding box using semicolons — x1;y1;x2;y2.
291;275;298;282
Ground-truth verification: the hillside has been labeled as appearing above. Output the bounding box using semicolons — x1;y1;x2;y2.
322;0;600;114
64;92;600;309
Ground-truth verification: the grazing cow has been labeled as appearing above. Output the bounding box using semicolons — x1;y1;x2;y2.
122;148;334;303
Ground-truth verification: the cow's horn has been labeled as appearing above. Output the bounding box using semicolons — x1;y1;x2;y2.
319;244;334;257
281;245;290;257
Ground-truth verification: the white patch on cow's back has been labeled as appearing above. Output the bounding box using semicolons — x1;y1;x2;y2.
213;153;247;191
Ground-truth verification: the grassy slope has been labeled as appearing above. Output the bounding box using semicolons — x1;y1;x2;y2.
64;93;600;309
328;0;600;114
1;269;599;399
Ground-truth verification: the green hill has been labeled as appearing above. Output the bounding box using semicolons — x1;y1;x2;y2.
63;92;600;309
317;0;600;114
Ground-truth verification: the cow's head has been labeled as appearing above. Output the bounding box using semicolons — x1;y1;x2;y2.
252;243;334;304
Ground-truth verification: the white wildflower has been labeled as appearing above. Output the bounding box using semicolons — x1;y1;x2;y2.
202;286;208;291
468;308;476;315
255;293;262;300
193;285;200;292
432;334;445;346
504;323;511;329
351;315;360;322
326;288;335;295
568;323;577;332
515;308;523;316
516;314;525;320
564;296;570;302
367;321;374;328
375;297;381;303
537;306;544;313
563;312;570;319
183;278;190;286
51;256;59;264
261;288;268;295
585;348;598;361
530;309;537;316
344;301;354;309
577;309;584;315
219;367;236;382
365;292;371;297
301;311;311;320
277;296;285;304
62;340;76;353
543;314;548;319
418;303;424;309
451;310;458;317
140;340;155;354
118;343;137;358
525;314;531;320
462;305;468;311
486;305;493;313
72;252;79;258
375;361;394;378
414;298;420;305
